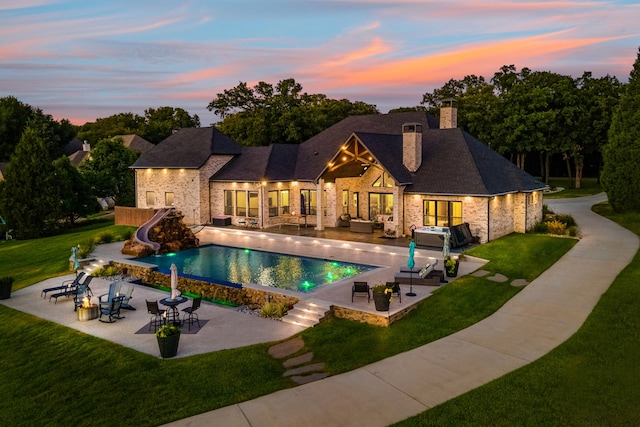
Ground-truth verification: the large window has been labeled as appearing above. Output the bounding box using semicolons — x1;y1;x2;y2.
224;190;234;215
353;192;360;218
423;200;462;226
372;171;394;188
165;192;174;206
342;190;349;214
248;191;258;217
300;189;317;215
268;191;278;217
146;191;155;207
369;193;393;219
236;190;247;216
280;190;290;215
268;190;290;217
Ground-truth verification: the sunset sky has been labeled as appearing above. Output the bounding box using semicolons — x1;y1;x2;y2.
1;0;639;125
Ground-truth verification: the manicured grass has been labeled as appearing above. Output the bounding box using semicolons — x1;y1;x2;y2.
544;177;603;199
0;225;575;426
393;204;640;426
0;218;136;290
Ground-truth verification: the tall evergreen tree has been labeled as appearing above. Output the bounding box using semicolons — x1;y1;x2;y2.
0;126;60;238
601;47;640;211
53;156;97;224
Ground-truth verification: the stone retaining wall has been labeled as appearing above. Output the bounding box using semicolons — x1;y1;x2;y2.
112;261;298;308
331;303;418;327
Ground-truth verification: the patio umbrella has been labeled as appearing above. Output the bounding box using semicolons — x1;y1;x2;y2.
443;230;451;260
406;240;417;297
170;263;179;300
69;246;80;274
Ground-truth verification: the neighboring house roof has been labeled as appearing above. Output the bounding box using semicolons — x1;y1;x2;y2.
64;137;84;156
132;127;243;169
68;150;91;168
117;134;154;154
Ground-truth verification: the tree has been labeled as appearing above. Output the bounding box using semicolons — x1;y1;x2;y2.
80;137;138;207
207;78;378;146
0;126;60;238
0;96;35;161
601;47;640;212
53;156;97;224
141;106;200;144
76;112;145;145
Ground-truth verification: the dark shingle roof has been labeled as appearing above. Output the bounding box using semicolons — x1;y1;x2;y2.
131;127;242;169
294;112;438;181
64;137;84;156
211;144;300;182
118;134;154;153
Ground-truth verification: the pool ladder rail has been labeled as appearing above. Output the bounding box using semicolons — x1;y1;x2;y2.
282;300;330;328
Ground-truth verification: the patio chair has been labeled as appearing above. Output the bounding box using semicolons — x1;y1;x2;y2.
118;282;135;310
73;276;94;311
386;281;401;303
49;275;92;304
42;272;86;298
98;281;119;307
182;295;202;331
146;300;166;332
99;295;125;323
352;281;370;303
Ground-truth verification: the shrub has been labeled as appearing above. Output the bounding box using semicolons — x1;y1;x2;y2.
532;221;548;234
568;226;579;237
77;239;96;258
546;220;567;235
95;232;115;244
91;265;121;277
260;302;288;318
556;214;577;228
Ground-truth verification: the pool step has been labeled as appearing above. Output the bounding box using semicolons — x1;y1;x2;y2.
283;299;331;328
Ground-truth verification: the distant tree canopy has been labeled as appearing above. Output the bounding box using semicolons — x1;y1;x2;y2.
76;107;200;145
207;78;379;146
0;96;74;162
79;137;138;207
601;47;640;212
421;65;623;187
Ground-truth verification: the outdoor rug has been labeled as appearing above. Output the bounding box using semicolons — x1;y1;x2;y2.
135;320;209;335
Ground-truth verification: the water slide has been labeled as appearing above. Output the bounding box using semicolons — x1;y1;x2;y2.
133;208;173;253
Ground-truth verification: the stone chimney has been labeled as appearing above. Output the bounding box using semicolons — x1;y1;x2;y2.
82;140;91;151
440;98;457;129
402;123;422;172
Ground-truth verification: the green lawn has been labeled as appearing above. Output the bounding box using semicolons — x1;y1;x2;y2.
0;223;576;426
544;177;603;199
393;203;640;426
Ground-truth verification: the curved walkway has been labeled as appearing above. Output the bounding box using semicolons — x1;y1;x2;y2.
165;193;639;427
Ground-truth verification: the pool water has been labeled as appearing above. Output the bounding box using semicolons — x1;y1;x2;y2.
137;244;377;293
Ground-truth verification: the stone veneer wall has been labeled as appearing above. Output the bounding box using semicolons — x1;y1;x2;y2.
332;303;419;327
112;261;299;308
135;155;233;225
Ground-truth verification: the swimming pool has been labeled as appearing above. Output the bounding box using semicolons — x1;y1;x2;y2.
136;244;377;293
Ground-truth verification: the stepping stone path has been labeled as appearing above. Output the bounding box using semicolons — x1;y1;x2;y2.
471;269;529;287
268;337;330;385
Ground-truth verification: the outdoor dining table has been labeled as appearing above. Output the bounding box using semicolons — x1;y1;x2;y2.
159;296;187;325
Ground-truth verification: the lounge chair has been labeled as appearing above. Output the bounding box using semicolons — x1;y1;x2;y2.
352;281;370;303
41;272;86;298
181;296;202;331
49;275;93;304
72;276;94;311
99;295;125;323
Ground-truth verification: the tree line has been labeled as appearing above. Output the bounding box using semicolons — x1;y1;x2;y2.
1;47;639;238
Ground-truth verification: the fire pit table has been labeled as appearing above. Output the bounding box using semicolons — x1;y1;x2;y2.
77;303;99;321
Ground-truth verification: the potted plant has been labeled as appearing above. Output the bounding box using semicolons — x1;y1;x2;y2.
445;256;460;278
0;276;14;300
155;323;181;358
372;283;393;311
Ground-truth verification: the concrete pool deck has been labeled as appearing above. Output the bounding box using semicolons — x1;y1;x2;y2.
2;225;483;358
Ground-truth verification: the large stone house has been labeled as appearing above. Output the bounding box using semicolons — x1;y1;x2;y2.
131;108;545;244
